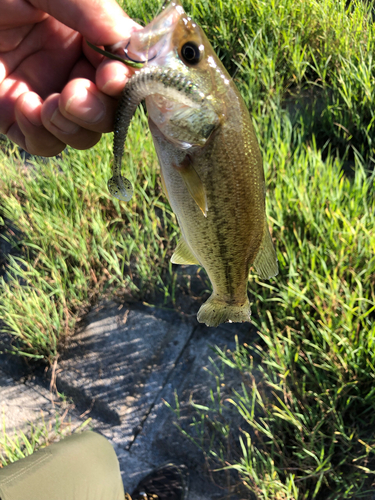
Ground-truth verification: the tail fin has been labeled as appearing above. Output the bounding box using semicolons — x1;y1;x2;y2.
197;295;251;327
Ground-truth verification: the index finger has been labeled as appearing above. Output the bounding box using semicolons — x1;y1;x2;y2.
28;0;142;45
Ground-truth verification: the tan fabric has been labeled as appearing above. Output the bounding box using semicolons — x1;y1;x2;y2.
0;431;125;500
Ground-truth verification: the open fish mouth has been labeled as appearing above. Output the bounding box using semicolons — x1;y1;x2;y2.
87;2;182;67
106;38;163;65
105;1;183;66
122;40;158;64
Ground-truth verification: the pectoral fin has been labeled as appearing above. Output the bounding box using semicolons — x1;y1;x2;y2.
171;238;200;265
173;156;207;217
253;222;279;279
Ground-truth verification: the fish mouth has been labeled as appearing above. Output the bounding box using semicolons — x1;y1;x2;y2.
108;39;159;65
105;1;184;66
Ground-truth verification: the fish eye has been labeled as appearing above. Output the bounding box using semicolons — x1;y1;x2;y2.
181;42;202;65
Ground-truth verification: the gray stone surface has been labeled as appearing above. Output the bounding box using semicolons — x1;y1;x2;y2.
56;302;195;441
0;368;82;435
0;368;51;432
1;300;257;498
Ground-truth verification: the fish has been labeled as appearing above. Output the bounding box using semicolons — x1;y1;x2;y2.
100;0;278;327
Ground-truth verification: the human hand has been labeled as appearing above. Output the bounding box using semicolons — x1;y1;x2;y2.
0;0;142;156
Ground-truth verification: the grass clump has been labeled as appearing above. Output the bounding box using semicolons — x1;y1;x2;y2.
158;0;373;497
0;109;178;361
185;0;375;161
178;123;374;498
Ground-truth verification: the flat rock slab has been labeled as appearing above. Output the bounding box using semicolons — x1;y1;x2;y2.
0;368;51;433
0;368;82;435
56;301;257;498
57;302;195;445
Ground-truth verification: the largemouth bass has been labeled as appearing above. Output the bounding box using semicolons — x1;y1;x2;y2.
104;1;278;327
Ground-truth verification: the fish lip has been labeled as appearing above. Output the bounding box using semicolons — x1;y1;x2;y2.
124;40;151;63
107;40;159;65
105;34;166;66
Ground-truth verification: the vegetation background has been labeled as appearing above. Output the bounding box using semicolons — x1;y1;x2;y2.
0;0;374;498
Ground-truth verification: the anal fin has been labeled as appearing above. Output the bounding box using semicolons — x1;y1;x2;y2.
171;238;200;265
253;222;279;279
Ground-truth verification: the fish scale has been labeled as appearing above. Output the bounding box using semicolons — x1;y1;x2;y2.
105;0;278;326
155;101;263;307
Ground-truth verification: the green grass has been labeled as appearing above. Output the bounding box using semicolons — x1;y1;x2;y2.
0;108;179;360
1;0;375;497
170;127;375;499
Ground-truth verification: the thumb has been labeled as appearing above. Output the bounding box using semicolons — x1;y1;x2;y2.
28;0;141;45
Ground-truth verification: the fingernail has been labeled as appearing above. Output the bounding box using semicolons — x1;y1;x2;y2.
50;109;80;134
21;93;43;127
65;88;105;123
101;76;126;95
